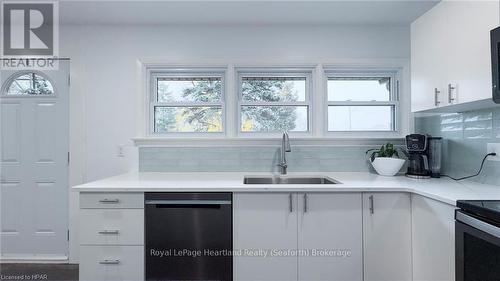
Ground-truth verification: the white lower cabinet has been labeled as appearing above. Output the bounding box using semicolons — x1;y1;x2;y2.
362;193;412;281
233;192;363;281
79;209;144;245
298;193;363;281
79;245;144;281
79;192;144;281
233;193;298;281
412;194;456;281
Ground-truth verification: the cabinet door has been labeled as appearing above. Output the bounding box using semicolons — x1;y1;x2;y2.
297;193;363;281
363;193;412;281
446;0;500;105
412;194;456;281
233;193;298;281
411;1;449;112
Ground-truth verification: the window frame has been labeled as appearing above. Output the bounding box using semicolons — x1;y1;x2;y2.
236;68;314;137
324;69;400;134
148;69;226;136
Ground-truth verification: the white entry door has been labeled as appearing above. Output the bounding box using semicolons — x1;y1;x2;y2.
0;60;70;260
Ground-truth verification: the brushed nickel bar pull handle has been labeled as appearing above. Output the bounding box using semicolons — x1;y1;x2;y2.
98;230;119;235
369;195;374;214
448;84;456;103
99;259;120;265
289;193;293;213
99;199;120;204
434;88;441;106
303;194;308;213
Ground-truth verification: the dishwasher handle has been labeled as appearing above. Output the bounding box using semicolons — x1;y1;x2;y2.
145;199;231;208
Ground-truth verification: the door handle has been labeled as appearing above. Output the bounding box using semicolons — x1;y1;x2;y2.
99;259;120;265
289;193;293;213
99;199;120;204
303;194;308;213
448;84;456;103
98;230;119;235
369;195;374;214
434;88;441;106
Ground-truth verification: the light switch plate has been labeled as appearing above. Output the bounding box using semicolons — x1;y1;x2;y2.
487;143;500;161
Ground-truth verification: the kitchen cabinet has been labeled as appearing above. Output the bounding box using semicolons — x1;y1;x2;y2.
411;1;449;112
362;193;412;281
411;0;500;112
233;192;362;281
79;193;144;281
233;193;298;281
298;193;362;281
411;194;457;281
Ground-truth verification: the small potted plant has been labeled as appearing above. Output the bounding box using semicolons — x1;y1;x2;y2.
366;143;406;176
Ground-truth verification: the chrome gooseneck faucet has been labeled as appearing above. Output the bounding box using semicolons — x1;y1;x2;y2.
278;131;292;175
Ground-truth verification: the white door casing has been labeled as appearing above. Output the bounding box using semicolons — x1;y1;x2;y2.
0;60;70;260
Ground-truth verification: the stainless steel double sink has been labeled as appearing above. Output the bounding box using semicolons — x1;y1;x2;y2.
243;176;340;185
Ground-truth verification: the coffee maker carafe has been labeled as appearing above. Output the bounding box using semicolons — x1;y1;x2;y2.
405;134;431;179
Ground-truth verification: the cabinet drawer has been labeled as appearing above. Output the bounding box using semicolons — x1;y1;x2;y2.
80;192;144;209
80;209;144;245
79;245;144;281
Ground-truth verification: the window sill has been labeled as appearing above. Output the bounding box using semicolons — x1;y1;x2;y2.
132;136;405;147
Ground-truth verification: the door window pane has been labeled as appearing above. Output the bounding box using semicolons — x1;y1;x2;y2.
154;106;223;133
6;73;54;96
157;77;222;103
328;77;390;101
241;106;308;132
328;106;394;131
241;77;306;102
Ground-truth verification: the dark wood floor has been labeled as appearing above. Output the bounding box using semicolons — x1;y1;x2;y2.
0;264;78;281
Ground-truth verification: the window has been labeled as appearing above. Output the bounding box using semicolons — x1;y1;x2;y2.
150;72;225;134
238;71;311;134
326;73;398;132
5;72;54;96
144;65;406;140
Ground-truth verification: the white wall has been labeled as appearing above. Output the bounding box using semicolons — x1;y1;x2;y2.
61;24;410;262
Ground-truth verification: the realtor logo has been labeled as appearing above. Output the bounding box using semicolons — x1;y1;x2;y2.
1;1;58;57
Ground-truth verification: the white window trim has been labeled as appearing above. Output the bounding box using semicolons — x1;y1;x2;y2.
147;67;227;137
236;67;314;137
136;61;410;146
323;67;403;138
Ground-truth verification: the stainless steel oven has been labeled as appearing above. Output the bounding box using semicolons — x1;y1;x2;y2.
455;201;500;281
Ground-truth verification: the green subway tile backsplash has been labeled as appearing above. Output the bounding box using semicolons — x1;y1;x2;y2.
415;107;500;186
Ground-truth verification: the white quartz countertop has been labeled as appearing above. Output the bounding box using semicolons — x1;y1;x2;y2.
72;172;500;206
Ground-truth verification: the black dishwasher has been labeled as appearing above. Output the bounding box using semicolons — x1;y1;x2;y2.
145;192;233;281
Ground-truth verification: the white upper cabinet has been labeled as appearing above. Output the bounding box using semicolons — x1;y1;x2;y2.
362;193;412;281
411;0;500;112
411;1;450;112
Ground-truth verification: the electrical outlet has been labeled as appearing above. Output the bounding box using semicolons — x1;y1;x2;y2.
487;143;500;161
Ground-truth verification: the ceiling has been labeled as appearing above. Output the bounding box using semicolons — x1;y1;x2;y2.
59;0;440;25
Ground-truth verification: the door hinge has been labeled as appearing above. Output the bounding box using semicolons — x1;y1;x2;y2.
67;152;70;165
67;229;69;241
68;75;71;86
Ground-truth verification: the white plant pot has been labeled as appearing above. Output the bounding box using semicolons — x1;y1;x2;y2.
371;157;405;176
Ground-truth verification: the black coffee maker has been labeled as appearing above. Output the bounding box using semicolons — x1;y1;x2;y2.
405;134;431;179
